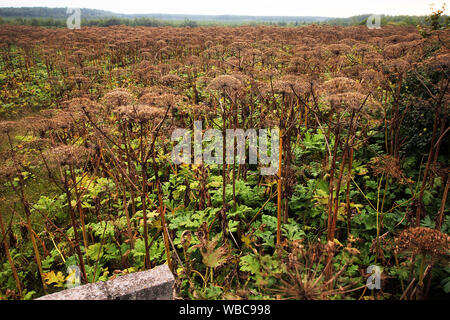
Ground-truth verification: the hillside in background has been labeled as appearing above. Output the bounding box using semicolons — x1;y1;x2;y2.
0;7;329;23
0;6;447;27
0;7;115;19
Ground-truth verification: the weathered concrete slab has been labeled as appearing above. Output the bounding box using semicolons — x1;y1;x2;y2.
106;264;174;300
36;264;174;300
37;281;109;300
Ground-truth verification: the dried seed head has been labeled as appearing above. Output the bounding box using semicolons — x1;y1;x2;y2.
382;59;410;75
327;92;367;110
324;43;352;56
259;69;279;80
361;69;383;85
139;86;176;97
384;42;419;59
45;145;91;167
320;77;362;95
160;74;182;86
139;92;180;108
370;155;406;181
115;104;166;122
21;116;53;135
62;97;99;115
185;55;201;67
139;93;162;105
102;88;134;108
395;227;450;257
207;75;243;92
158;93;181;108
425;53;450;70
0;155;22;182
48;111;73;130
273;75;309;95
0;121;17;134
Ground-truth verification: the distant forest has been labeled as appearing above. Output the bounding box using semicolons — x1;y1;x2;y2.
0;7;447;27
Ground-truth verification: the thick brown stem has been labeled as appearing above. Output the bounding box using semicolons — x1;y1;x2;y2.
436;175;449;230
276;130;283;246
70;167;88;251
141;162;151;269
121;177;134;249
222;105;227;213
140;124;151;270
346;147;354;236
330;148;348;241
152;152;172;272
0;211;22;297
327;126;340;241
417;108;440;226
62;173;87;285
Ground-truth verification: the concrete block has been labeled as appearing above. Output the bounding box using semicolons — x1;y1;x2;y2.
36;264;174;300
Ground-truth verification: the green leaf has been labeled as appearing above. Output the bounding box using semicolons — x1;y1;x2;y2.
239;254;260;274
422;190;433;206
441;277;450;294
86;243;103;261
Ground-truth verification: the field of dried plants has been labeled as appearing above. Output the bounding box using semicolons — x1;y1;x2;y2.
0;23;448;300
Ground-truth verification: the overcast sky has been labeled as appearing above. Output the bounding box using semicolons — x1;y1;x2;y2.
0;0;444;17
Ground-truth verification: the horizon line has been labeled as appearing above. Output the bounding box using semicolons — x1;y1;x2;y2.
0;6;433;19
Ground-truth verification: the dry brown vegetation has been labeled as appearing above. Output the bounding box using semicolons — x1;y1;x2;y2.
0;23;448;300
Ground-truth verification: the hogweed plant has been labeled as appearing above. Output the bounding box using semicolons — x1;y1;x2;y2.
0;20;448;300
